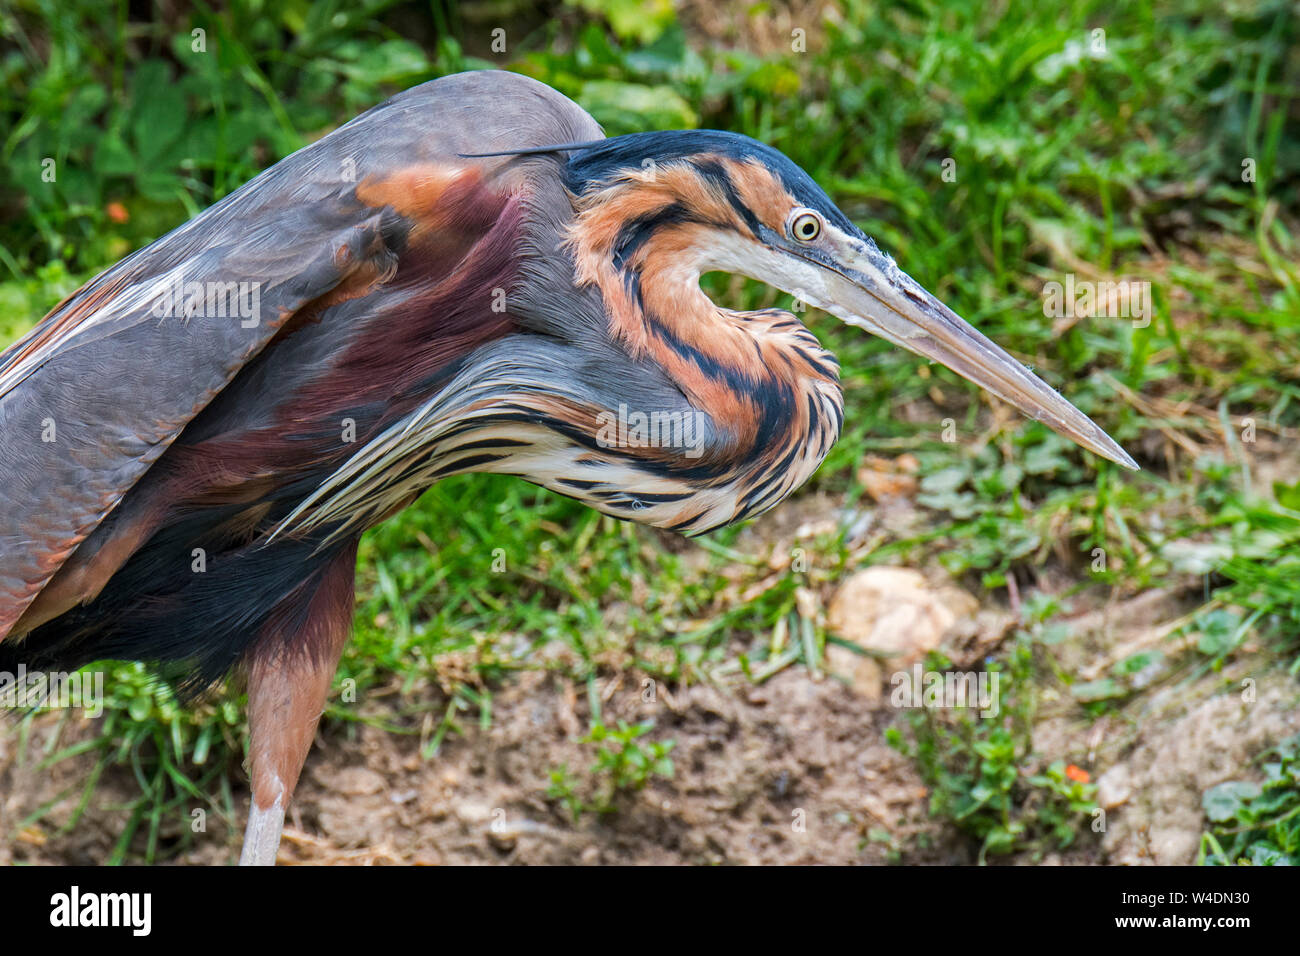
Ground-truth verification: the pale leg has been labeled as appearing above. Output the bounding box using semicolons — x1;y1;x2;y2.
238;544;356;866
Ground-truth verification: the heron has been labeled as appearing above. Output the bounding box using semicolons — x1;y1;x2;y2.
0;71;1136;865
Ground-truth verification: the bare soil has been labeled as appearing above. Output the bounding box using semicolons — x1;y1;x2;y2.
2;667;957;865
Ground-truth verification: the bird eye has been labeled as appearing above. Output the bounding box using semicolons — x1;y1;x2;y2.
790;211;822;242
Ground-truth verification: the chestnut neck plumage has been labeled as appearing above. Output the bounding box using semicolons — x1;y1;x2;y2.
563;180;845;525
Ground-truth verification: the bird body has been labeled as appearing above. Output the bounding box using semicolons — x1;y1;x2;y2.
0;71;1135;864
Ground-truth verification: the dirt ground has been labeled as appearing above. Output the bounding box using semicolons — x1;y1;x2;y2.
2;667;953;865
4;579;1297;865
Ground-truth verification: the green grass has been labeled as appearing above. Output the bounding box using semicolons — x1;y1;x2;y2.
886;635;1101;862
1;0;1298;862
1200;733;1300;865
547;718;676;821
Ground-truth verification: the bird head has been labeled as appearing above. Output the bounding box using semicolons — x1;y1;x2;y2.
540;129;1137;471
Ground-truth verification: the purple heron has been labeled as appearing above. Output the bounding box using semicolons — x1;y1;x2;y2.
0;71;1135;864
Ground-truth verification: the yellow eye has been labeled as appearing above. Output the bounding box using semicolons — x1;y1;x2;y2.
790;211;822;242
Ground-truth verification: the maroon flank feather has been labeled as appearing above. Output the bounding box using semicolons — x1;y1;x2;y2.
9;165;525;637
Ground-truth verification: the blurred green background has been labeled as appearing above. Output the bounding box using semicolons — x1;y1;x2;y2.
1;0;1298;864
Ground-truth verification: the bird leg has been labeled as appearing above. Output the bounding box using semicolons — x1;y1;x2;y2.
239;544;357;866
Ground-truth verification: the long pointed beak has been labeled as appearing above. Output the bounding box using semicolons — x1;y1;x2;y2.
806;242;1138;470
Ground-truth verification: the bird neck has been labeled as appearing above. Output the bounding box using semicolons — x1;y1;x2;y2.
564;214;845;524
